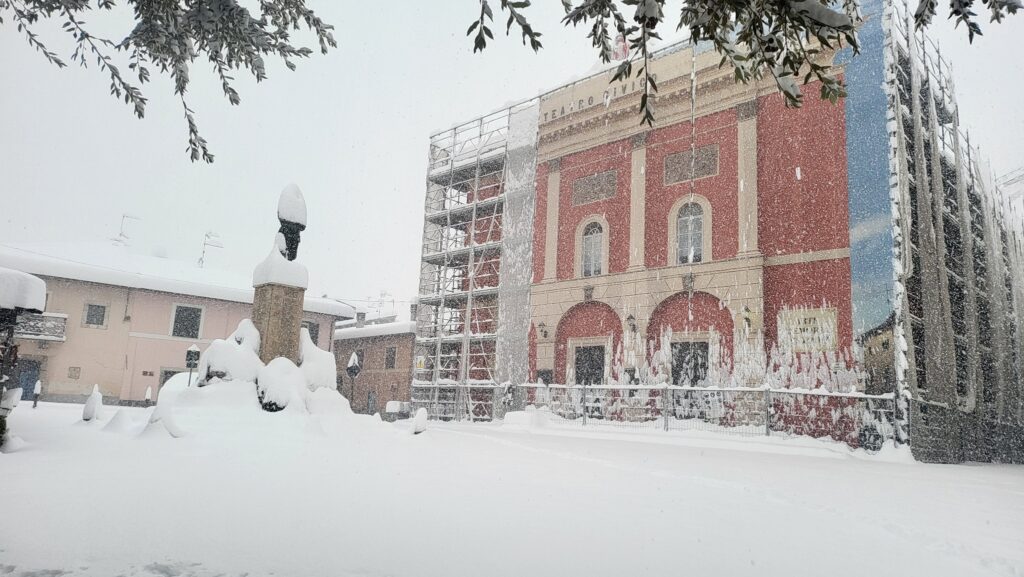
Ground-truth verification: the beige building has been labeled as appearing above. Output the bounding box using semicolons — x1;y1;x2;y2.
1;242;353;404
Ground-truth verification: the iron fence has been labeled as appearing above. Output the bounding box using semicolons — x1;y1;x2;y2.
521;384;896;451
409;383;896;452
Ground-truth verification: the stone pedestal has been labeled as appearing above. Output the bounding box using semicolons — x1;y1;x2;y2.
252;283;305;365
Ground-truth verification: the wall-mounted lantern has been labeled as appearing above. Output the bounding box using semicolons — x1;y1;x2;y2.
537;321;549;339
626;314;637;334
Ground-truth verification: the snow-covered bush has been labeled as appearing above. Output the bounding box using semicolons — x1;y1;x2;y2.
230;318;261;354
198;319;263;385
298;327;336;391
82;385;103;421
256;357;306;412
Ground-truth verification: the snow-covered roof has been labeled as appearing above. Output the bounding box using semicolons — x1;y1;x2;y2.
0;266;46;312
333;321;416;341
0;242;353;318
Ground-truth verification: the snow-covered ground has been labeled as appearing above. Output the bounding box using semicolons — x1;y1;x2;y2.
2;396;1023;577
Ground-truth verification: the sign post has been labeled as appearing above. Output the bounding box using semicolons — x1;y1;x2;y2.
346;352;361;408
185;344;201;387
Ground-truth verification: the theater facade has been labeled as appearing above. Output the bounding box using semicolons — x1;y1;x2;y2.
414;0;1024;462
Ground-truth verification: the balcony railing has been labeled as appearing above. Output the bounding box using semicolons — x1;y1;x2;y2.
15;312;68;342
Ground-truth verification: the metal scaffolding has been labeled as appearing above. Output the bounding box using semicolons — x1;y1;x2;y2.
412;109;514;420
888;0;1024;461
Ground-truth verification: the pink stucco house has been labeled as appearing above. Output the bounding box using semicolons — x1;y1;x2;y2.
0;242;354;404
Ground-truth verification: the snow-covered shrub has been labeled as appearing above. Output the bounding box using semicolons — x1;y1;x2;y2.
298;327;336;391
82;385;103;421
198;319;263;385
256;357;306;412
230;319;261;354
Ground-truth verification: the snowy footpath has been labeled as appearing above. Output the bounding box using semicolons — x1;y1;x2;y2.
2;399;1023;577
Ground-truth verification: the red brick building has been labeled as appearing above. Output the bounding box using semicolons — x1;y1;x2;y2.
417;3;1024;464
334;312;415;415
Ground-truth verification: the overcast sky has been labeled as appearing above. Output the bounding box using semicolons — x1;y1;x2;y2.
1;2;1022;311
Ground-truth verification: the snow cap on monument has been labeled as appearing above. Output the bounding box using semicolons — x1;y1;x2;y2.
278;183;307;227
252;233;308;289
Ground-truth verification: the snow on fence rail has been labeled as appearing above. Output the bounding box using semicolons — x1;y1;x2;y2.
411;383;896;452
522;384;896;451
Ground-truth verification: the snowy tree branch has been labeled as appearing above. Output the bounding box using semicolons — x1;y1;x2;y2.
0;0;336;163
472;0;1019;119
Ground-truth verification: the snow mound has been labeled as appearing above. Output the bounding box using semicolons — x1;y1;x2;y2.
502;405;551;430
0;266;46;311
0;435;26;453
299;327;337;391
252;233;308;289
82;385;103;421
198;323;263;385
278;183;307;226
412;408;428;435
102;409;138;434
153;370;358;440
256;357;307;412
306;387;354;416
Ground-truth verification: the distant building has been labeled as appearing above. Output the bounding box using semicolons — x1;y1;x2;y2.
0;243;354;404
414;0;1024;462
333;307;416;415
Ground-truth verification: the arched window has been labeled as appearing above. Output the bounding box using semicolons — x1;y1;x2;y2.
582;222;603;277
677;203;703;264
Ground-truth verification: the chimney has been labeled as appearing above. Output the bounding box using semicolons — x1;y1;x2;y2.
356;312;366;328
410;302;418;320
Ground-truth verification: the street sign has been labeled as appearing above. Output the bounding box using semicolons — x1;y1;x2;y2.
185;345;201;369
346;351;360;379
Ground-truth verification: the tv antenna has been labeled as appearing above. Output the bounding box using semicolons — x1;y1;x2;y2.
197;231;224;268
110;213;141;246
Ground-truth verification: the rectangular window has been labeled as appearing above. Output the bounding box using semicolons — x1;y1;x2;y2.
302;320;320;345
385;347;397;369
172;305;203;339
571;170;617;206
68;366;81;379
84;304;107;327
664;144;719;184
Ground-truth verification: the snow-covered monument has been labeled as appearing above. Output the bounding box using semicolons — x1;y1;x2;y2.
413;0;1024;463
196;184;340;413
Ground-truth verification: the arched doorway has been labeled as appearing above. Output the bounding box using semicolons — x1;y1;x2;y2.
647;291;734;386
554;301;622;384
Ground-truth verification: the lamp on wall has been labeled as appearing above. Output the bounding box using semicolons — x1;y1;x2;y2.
537;321;549;339
626;314;637;334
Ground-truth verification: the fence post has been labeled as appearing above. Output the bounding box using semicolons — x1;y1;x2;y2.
764;387;771;437
581;383;587;427
663;384;670;432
